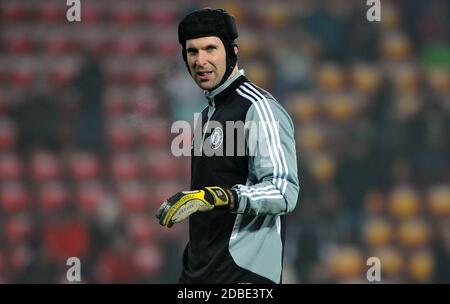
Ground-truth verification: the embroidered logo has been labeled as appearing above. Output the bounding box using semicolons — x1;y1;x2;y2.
210;127;223;150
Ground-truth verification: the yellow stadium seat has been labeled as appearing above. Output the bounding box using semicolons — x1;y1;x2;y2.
388;185;421;219
363;217;393;248
397;218;431;248
407;250;434;283
427;185;450;217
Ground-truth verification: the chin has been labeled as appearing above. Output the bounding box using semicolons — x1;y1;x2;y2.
198;82;216;91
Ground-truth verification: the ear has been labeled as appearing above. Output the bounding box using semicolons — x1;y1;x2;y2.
234;45;238;55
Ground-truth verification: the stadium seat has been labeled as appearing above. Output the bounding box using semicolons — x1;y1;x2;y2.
37;181;69;212
316;64;345;93
75;181;104;215
130;87;160;116
397;218;431;248
128;59;157;85
0;181;29;213
326;246;364;282
1;1;28;22
362;217;393;248
0;118;17;150
126;215;155;244
29;150;62;181
426;67;449;94
371;246;404;279
296;124;327;152
68;151;102;181
407;250;434;283
426;185;450;217
111;152;142;181
322;93;358;122
131;243;163;279
4;214;32;244
10;61;35;87
118;181;148;213
36;1;65;22
379;31;412;61
113;35;145;56
0;152;22;180
146;4;176;26
151;181;184;209
140;119;170;148
146;151;179;181
363;190;386;215
106;118;136;151
51;57;78;85
4;32;34;54
82;2;105;23
287;93;320;123
388;185;421;219
350;64;382;94
110;4;141;24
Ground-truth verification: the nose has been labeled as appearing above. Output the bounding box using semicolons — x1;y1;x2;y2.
196;50;207;66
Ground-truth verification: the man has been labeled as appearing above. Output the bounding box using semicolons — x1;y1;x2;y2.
156;8;299;284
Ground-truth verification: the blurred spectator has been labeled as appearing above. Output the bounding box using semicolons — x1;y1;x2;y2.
73;51;106;155
12;93;61;153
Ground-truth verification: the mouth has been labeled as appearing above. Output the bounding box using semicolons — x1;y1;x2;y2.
196;71;213;81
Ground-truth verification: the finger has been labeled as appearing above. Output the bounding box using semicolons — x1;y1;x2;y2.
155;201;168;220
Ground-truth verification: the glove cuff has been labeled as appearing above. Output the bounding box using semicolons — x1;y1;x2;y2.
204;186;238;211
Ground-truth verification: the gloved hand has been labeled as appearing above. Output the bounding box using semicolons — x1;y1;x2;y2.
155;186;235;228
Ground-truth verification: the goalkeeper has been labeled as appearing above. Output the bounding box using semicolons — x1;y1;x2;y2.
156;8;299;284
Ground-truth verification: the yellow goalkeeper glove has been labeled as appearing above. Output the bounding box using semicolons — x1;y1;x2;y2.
155;186;236;228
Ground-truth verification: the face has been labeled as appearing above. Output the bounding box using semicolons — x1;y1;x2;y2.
185;36;227;91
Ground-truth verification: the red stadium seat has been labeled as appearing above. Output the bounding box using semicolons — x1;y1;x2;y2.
75;181;104;215
113;35;145;56
111;5;141;24
37;181;69;212
140;119;170;148
130;87;160;116
5;215;32;244
147;5;176;26
131;243;163;279
128;60;156;85
82;3;105;23
104;88;128;117
8;244;32;273
111;152;142;181
0;152;23;180
146;151;179;181
37;1;65;22
118;181;148;213
51;58;78;85
46;33;76;55
10;64;34;87
4;34;34;54
1;1;28;22
0;118;17;150
68;151;102;181
29;150;62;181
95;249;135;283
0;181;29;213
151;181;184;209
107;119;136;151
126;215;155;244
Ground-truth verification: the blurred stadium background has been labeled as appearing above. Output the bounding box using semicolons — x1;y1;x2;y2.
0;0;448;283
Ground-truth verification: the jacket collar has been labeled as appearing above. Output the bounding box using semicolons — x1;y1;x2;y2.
205;69;247;107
